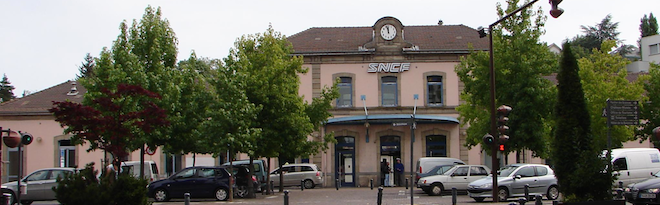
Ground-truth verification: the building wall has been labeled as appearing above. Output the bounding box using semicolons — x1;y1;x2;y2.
641;34;660;63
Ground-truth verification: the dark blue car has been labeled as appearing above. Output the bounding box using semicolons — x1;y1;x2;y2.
147;166;231;202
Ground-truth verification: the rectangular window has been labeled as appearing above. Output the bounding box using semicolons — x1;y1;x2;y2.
59;140;76;168
337;77;352;108
381;76;398;107
427;76;443;106
650;44;660;55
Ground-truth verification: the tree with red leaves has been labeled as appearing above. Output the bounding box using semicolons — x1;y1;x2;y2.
49;84;169;167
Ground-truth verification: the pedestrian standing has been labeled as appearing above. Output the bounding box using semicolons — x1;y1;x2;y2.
380;158;389;186
384;161;392;187
394;158;404;187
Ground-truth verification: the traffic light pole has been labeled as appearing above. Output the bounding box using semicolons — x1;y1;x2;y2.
485;0;539;202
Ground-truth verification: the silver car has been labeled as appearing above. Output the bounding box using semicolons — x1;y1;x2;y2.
467;164;559;202
417;165;490;196
1;167;76;205
270;163;323;189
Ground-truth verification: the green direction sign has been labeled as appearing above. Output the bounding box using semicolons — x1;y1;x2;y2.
607;100;639;125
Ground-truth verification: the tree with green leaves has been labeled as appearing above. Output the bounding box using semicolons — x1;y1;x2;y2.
552;42;612;202
636;63;660;146
0;74;16;102
224;25;339;193
568;14;622;58
578;40;647;151
456;0;557;158
76;53;95;79
641;13;659;38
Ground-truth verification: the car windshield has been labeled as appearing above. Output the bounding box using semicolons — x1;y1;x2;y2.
497;165;520;177
435;165;455;175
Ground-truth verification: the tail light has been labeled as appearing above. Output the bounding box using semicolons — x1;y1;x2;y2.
252;176;257;182
316;172;320;177
419;166;422;173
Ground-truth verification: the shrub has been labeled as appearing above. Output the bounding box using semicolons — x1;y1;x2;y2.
54;162;149;205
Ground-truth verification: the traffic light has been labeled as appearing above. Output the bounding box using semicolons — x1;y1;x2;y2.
497;105;512;143
21;132;33;145
549;0;564;18
483;133;495;146
499;144;505;151
477;27;487;38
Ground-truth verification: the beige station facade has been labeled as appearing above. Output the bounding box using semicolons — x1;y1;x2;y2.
0;16;653;187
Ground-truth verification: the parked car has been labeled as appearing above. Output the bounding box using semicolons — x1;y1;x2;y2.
415;164;456;184
1;167;76;205
222;159;268;191
415;157;465;184
270;163;323;189
624;170;660;205
417;165;490;196
467;164;559;202
147;166;231;202
106;160;160;182
220;164;261;198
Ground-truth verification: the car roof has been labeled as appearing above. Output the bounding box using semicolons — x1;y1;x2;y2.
33;167;77;172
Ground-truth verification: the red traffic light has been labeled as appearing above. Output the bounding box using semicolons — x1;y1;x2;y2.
499;144;505;151
549;0;564;18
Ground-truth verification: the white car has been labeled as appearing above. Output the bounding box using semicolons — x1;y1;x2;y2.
417;165;490;196
1;167;76;205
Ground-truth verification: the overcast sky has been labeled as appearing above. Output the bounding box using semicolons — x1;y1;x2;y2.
1;0;658;96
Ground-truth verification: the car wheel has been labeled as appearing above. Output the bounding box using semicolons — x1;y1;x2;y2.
429;184;444;196
215;188;229;201
546;185;559;200
236;186;248;198
154;188;170;202
498;187;509;202
4;190;16;205
473;197;485;202
303;179;315;189
20;201;32;205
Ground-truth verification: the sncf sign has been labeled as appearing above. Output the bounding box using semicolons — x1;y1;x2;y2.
367;63;411;73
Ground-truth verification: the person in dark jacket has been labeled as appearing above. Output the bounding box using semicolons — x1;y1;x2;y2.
380;158;389;186
394;158;404;187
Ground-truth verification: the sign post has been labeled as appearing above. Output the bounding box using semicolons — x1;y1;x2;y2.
604;99;639;194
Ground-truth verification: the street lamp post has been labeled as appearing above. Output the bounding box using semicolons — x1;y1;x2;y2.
479;0;539;202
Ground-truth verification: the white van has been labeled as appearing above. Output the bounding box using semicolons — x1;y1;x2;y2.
610;148;660;187
108;161;160;182
415;157;465;183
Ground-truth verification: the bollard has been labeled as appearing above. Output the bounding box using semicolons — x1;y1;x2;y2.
452;187;457;205
377;187;383;205
301;180;305;191
370;179;374;190
184;193;190;205
535;194;543;205
619;181;624;188
405;178;409;190
270;180;274;195
524;184;530;201
336;178;340;190
284;190;290;205
518;197;527;205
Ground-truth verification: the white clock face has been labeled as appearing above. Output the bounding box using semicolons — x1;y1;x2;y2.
380;24;396;40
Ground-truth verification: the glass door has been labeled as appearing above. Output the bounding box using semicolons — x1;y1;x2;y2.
335;136;355;187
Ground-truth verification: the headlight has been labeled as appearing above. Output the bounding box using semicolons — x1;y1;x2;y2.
647;188;660;193
479;183;492;189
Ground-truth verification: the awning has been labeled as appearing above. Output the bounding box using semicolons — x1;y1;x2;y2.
326;114;459;125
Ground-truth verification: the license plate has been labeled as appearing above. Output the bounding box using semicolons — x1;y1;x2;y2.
640;193;657;199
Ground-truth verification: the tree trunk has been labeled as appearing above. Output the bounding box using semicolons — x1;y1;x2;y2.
247;157;256;198
266;157;272;194
278;156;284;193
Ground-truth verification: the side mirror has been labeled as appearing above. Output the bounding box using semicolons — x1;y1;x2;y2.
514;175;522;180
